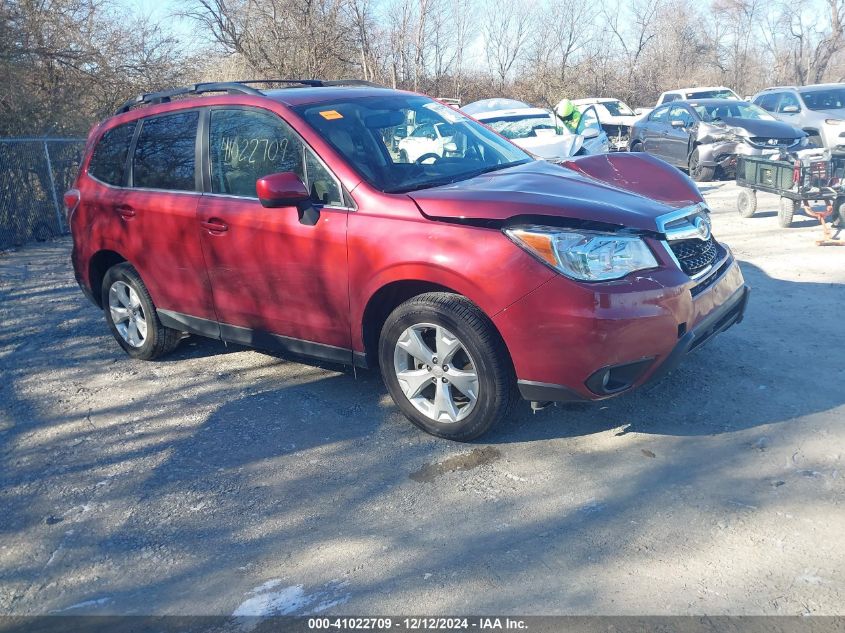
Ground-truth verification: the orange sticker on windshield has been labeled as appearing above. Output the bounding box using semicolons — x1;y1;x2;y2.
319;110;343;120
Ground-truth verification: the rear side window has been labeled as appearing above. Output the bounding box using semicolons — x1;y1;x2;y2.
88;123;135;186
209;108;344;206
133;111;198;191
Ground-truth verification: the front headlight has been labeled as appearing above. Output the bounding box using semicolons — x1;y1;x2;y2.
504;226;659;281
825;119;845;125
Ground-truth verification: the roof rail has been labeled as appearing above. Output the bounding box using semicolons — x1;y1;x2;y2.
115;79;385;114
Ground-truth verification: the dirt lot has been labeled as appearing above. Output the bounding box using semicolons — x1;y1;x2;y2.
1;180;844;616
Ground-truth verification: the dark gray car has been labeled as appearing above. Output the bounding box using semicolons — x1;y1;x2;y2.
629;99;807;181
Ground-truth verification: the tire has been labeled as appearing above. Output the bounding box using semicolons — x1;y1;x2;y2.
836;200;845;227
778;197;799;228
807;133;823;148
630;141;643;153
689;148;715;182
737;189;757;218
378;292;517;441
399;150;408;163
101;263;181;360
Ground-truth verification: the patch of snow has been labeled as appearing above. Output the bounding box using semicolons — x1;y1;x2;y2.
232;584;307;617
55;597;111;612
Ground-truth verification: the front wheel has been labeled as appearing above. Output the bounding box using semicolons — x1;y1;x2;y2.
689;148;715;182
102;263;181;360
378;293;517;441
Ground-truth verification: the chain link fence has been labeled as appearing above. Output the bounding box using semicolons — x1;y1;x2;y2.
0;137;86;251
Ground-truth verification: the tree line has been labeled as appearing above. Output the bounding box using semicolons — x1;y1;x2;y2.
2;0;844;136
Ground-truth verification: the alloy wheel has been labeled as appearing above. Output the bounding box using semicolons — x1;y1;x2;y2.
108;280;147;348
392;323;479;424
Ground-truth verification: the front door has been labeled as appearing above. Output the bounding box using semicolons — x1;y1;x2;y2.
643;105;672;161
197;107;352;357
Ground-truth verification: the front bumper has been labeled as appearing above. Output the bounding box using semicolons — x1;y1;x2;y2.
494;248;748;403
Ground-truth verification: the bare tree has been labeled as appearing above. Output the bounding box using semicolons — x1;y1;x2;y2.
483;0;531;91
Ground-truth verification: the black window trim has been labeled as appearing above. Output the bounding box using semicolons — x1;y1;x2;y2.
200;104;356;212
86;120;139;189
127;107;204;195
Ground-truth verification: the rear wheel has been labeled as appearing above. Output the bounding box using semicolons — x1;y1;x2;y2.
378;292;517;441
101;263;181;360
778;197;799;228
689;148;715;182
736;189;757;218
630;141;643;153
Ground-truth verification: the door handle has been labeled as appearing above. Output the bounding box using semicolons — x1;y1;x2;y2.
116;204;135;219
201;219;229;233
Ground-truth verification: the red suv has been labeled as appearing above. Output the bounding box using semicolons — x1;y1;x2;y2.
66;80;749;441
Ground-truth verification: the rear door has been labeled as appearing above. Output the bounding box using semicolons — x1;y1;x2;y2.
196;106;352;355
123;110;217;322
642;105;672;160
665;104;695;166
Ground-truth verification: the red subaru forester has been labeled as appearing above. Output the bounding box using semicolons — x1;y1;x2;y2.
66;80;749;441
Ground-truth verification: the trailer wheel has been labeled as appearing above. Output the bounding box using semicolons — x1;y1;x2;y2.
737;189;757;218
834;199;845;227
778;197;799;228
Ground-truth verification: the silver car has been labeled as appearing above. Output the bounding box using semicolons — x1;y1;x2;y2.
752;84;845;150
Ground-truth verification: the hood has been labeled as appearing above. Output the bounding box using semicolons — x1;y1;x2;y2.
407;158;701;232
719;117;803;138
512;132;579;160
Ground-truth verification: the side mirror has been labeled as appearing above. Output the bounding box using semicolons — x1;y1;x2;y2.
781;105;800;113
581;127;600;139
671;119;686;128
256;172;310;208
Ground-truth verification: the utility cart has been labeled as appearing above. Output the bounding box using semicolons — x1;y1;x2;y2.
734;153;844;230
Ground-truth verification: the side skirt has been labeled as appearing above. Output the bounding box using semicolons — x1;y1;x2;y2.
157;309;369;368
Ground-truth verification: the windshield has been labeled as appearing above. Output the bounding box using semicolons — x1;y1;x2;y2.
601;100;635;116
692;102;776;122
800;88;845;111
687;89;739;100
294;95;531;193
480;114;558;139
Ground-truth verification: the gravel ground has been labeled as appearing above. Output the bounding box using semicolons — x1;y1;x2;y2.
1;180;844;616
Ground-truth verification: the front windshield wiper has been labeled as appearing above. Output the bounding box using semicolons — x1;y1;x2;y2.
387;160;530;194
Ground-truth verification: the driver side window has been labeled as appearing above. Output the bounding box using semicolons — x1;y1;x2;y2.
209;108;343;206
668;105;693;127
650;106;669;122
778;93;800;113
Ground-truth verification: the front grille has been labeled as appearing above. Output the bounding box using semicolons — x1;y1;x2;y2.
670;236;718;276
747;137;799;148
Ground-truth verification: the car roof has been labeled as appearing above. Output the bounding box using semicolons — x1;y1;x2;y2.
472;107;551;120
795;83;845;92
461;98;532;115
665;86;735;93
683;98;750;106
263;85;403;106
